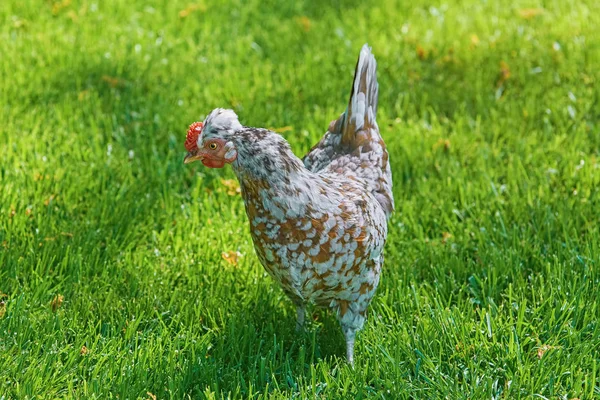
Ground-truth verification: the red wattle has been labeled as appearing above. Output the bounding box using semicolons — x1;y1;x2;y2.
202;158;226;169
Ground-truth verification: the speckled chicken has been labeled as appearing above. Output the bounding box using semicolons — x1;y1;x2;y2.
184;44;393;365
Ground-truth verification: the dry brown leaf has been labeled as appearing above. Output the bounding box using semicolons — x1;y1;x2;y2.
416;45;427;60
102;76;123;88
51;294;64;312
433;138;451;152
44;195;56;206
537;345;548;359
52;0;71;15
220;179;241;196
80;345;88;355
442;232;453;244
537;344;559;359
221;250;242;266
296;16;311;32
497;61;511;87
519;8;544;19
179;3;207;18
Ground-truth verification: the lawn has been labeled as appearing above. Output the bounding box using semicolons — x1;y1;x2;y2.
1;0;599;398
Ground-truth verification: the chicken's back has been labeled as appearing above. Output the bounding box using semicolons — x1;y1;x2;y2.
303;45;394;218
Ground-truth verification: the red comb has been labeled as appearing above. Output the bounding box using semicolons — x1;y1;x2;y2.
185;122;203;152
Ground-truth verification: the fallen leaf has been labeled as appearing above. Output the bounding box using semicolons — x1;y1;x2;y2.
80;345;88;355
433;138;451;152
416;45;427;60
44;195;56;206
179;3;207;18
537;345;548;359
147;392;157;400
220;179;241;196
441;52;454;64
519;8;544;19
52;0;71;15
296;16;311;32
0;301;5;318
222;250;242;266
497;61;511;87
442;232;453;244
102;75;123;88
51;294;64;312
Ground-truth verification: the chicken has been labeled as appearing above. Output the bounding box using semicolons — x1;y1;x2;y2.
183;44;393;365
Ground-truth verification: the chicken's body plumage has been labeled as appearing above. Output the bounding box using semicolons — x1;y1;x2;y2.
185;45;392;365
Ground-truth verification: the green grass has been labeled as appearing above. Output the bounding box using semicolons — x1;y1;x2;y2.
1;0;599;398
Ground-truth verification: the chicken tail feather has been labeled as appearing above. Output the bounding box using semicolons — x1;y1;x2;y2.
302;44;394;218
341;44;379;145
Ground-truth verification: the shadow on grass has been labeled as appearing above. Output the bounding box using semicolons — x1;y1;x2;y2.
174;301;348;396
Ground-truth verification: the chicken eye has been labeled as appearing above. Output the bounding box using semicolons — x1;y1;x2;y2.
209;143;218;150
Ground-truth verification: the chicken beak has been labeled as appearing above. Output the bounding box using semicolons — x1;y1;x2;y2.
184;150;203;164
